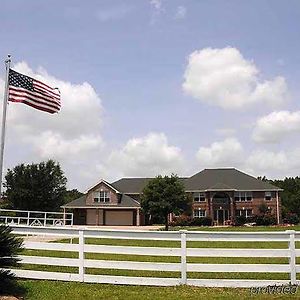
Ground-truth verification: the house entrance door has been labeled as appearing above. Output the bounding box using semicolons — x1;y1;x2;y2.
213;209;229;225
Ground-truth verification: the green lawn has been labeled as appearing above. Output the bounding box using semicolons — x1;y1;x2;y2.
6;280;300;300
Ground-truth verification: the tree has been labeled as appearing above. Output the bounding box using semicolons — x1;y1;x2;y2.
0;225;23;292
64;189;84;204
4;160;67;212
141;174;188;230
258;176;300;218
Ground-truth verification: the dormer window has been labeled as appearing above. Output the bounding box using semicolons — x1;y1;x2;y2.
193;192;206;202
94;191;110;203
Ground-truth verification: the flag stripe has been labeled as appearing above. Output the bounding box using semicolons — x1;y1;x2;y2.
9;92;60;112
33;81;60;99
34;78;58;92
33;87;60;104
16;100;57;114
9;87;61;108
9;96;59;113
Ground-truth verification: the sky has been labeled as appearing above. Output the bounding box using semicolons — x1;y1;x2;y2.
1;0;300;191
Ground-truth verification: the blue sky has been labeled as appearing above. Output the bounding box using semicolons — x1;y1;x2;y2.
1;0;300;190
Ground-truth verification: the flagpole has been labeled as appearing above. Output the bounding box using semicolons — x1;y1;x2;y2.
0;54;11;197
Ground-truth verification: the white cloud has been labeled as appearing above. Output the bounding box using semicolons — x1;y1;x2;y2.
1;62;104;190
183;47;288;110
107;132;184;177
31;132;103;160
196;138;244;167
150;0;162;11
175;6;186;19
246;150;288;172
245;148;300;178
253;111;300;143
149;0;164;25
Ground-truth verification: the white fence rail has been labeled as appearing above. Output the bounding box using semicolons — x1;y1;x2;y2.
5;226;300;287
0;209;73;226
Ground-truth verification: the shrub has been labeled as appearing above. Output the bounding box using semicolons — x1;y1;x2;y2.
0;225;23;292
191;217;212;226
170;215;192;226
252;214;277;226
283;213;300;225
235;215;247;226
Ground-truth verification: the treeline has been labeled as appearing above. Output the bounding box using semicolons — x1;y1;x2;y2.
260;176;300;217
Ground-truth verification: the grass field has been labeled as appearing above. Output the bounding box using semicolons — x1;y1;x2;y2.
4;280;299;300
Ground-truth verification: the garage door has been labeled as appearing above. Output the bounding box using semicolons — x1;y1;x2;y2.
105;210;134;226
86;209;97;225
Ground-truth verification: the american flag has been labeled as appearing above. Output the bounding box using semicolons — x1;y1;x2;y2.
8;69;61;114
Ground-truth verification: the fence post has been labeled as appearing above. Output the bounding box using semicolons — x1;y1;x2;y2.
27;211;30;226
79;230;85;282
179;230;187;285
287;230;296;285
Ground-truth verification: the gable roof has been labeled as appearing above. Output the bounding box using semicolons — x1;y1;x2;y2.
84;179;120;194
184;168;282;191
62;194;140;208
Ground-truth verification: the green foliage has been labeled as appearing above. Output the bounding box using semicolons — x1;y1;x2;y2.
63;189;84;204
170;215;192;226
4;160;67;211
258;203;270;215
234;215;247;226
283;213;300;225
261;176;300;218
0;225;23;292
141;174;188;230
191;217;212;226
252;215;277;226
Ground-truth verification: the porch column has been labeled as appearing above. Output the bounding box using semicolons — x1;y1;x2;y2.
209;193;213;219
230;197;234;224
136;209;140;226
276;191;280;224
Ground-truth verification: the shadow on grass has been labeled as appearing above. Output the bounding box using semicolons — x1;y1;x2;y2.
0;278;27;298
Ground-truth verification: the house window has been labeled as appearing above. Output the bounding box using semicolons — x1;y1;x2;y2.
193;192;206;202
193;209;206;218
94;191;110;203
234;192;252;202
265;192;272;201
236;209;252;218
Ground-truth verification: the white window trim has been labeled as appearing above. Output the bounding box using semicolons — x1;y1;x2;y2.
234;191;253;202
236;209;252;218
265;191;272;201
193;209;206;218
94;191;110;203
193;192;206;202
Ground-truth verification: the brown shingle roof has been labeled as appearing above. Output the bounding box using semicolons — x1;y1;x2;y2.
184;168;282;191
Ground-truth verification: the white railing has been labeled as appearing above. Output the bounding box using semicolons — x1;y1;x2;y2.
5;226;300;287
0;209;73;226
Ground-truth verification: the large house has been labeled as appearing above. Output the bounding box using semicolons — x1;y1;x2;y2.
62;168;282;226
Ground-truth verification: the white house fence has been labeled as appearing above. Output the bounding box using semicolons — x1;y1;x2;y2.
0;209;73;226
5;226;300;288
